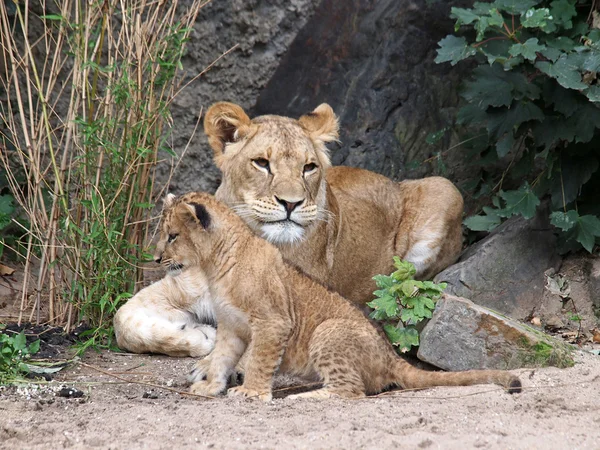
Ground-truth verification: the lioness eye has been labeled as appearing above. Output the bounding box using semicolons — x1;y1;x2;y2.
168;234;178;243
252;158;270;171
304;163;317;173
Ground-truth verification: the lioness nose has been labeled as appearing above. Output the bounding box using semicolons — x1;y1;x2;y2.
275;196;303;216
154;255;162;264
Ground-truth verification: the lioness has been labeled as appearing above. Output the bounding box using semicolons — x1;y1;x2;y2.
115;102;463;356
155;191;520;400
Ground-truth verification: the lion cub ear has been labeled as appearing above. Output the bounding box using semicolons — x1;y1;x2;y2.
163;193;176;208
204;102;252;158
183;202;212;230
298;104;339;145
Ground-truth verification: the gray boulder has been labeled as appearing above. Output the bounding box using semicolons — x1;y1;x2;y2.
417;294;574;370
434;211;561;321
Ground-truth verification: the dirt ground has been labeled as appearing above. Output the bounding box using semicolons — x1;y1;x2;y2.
1;344;599;450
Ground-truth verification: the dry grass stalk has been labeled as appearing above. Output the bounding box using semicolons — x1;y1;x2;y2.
0;0;207;341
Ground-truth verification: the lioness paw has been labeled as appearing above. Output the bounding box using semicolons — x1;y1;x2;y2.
190;379;226;397
227;386;272;402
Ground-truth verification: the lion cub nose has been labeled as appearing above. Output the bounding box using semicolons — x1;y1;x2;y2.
274;196;303;217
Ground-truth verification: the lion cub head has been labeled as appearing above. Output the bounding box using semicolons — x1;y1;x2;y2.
154;192;236;276
204;102;339;245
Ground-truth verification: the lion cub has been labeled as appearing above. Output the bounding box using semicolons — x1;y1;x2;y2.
155;192;521;401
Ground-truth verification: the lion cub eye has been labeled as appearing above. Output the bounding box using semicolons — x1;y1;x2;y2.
303;163;318;174
167;234;178;243
252;158;270;172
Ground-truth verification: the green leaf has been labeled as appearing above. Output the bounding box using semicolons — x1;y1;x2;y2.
372;274;394;289
549;0;577;30
13;332;27;351
450;7;479;26
28;339;40;355
521;8;552;30
584;85;600;102
495;0;542;14
461;69;513;109
496;133;514;158
0;195;15;216
498;183;540;219
551;155;599;207
509;38;544;61
550;210;579;231
464;213;501;231
576;215;600;252
400;279;419;298
40;14;64;21
367;294;399;319
536;57;587;90
487;100;544;139
435;35;476;66
383;324;420;353
392;258;416;281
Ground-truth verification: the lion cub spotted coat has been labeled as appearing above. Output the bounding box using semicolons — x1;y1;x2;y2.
155;192;521;401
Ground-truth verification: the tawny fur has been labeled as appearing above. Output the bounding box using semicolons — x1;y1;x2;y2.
114;102;463;356
155;192;521;401
113;267;216;357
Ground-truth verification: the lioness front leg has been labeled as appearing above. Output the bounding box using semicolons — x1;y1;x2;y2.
189;325;247;397
227;319;291;402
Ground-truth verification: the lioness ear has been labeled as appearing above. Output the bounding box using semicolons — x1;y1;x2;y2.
183;202;212;230
163;193;176;208
298;103;339;144
204;102;252;157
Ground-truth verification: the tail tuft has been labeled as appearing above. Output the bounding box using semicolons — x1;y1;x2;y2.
507;377;522;394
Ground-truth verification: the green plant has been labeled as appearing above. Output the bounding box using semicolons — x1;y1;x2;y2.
435;0;600;252
0;1;206;349
367;258;446;352
0;330;40;385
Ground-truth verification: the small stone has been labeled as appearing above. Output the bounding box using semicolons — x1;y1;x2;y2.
57;387;84;398
545;316;565;330
531;317;542;327
142;390;159;399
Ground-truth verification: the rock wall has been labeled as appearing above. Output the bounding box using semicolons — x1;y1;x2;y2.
163;0;321;194
253;0;474;183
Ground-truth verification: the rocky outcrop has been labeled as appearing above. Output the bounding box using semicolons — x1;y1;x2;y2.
417;295;574;370
254;0;475;183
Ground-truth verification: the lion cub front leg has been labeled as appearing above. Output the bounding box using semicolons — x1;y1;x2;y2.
227;319;290;402
189;325;246;397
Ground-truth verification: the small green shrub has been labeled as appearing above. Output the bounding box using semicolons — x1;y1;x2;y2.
368;258;446;352
436;0;600;253
0;330;40;385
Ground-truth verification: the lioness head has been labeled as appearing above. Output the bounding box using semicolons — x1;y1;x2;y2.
204;102;339;245
154;192;235;276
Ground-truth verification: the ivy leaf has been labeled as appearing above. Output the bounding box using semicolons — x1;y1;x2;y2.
584;85;600;102
509;38;544;61
12;332;27;352
0;195;15;216
435;35;476;66
496;133;514;157
28;340;40;355
497;183;540;219
383;325;420;353
457;104;488;125
521;8;552;30
463;213;502;231
568;103;600;143
543;81;583;117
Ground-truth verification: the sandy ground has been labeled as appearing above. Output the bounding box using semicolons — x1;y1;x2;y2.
1;347;599;450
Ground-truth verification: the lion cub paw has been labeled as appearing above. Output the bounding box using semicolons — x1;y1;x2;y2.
188;358;212;384
189;379;226;397
227;386;272;402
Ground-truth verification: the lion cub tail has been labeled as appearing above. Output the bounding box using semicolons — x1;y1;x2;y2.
392;359;522;394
